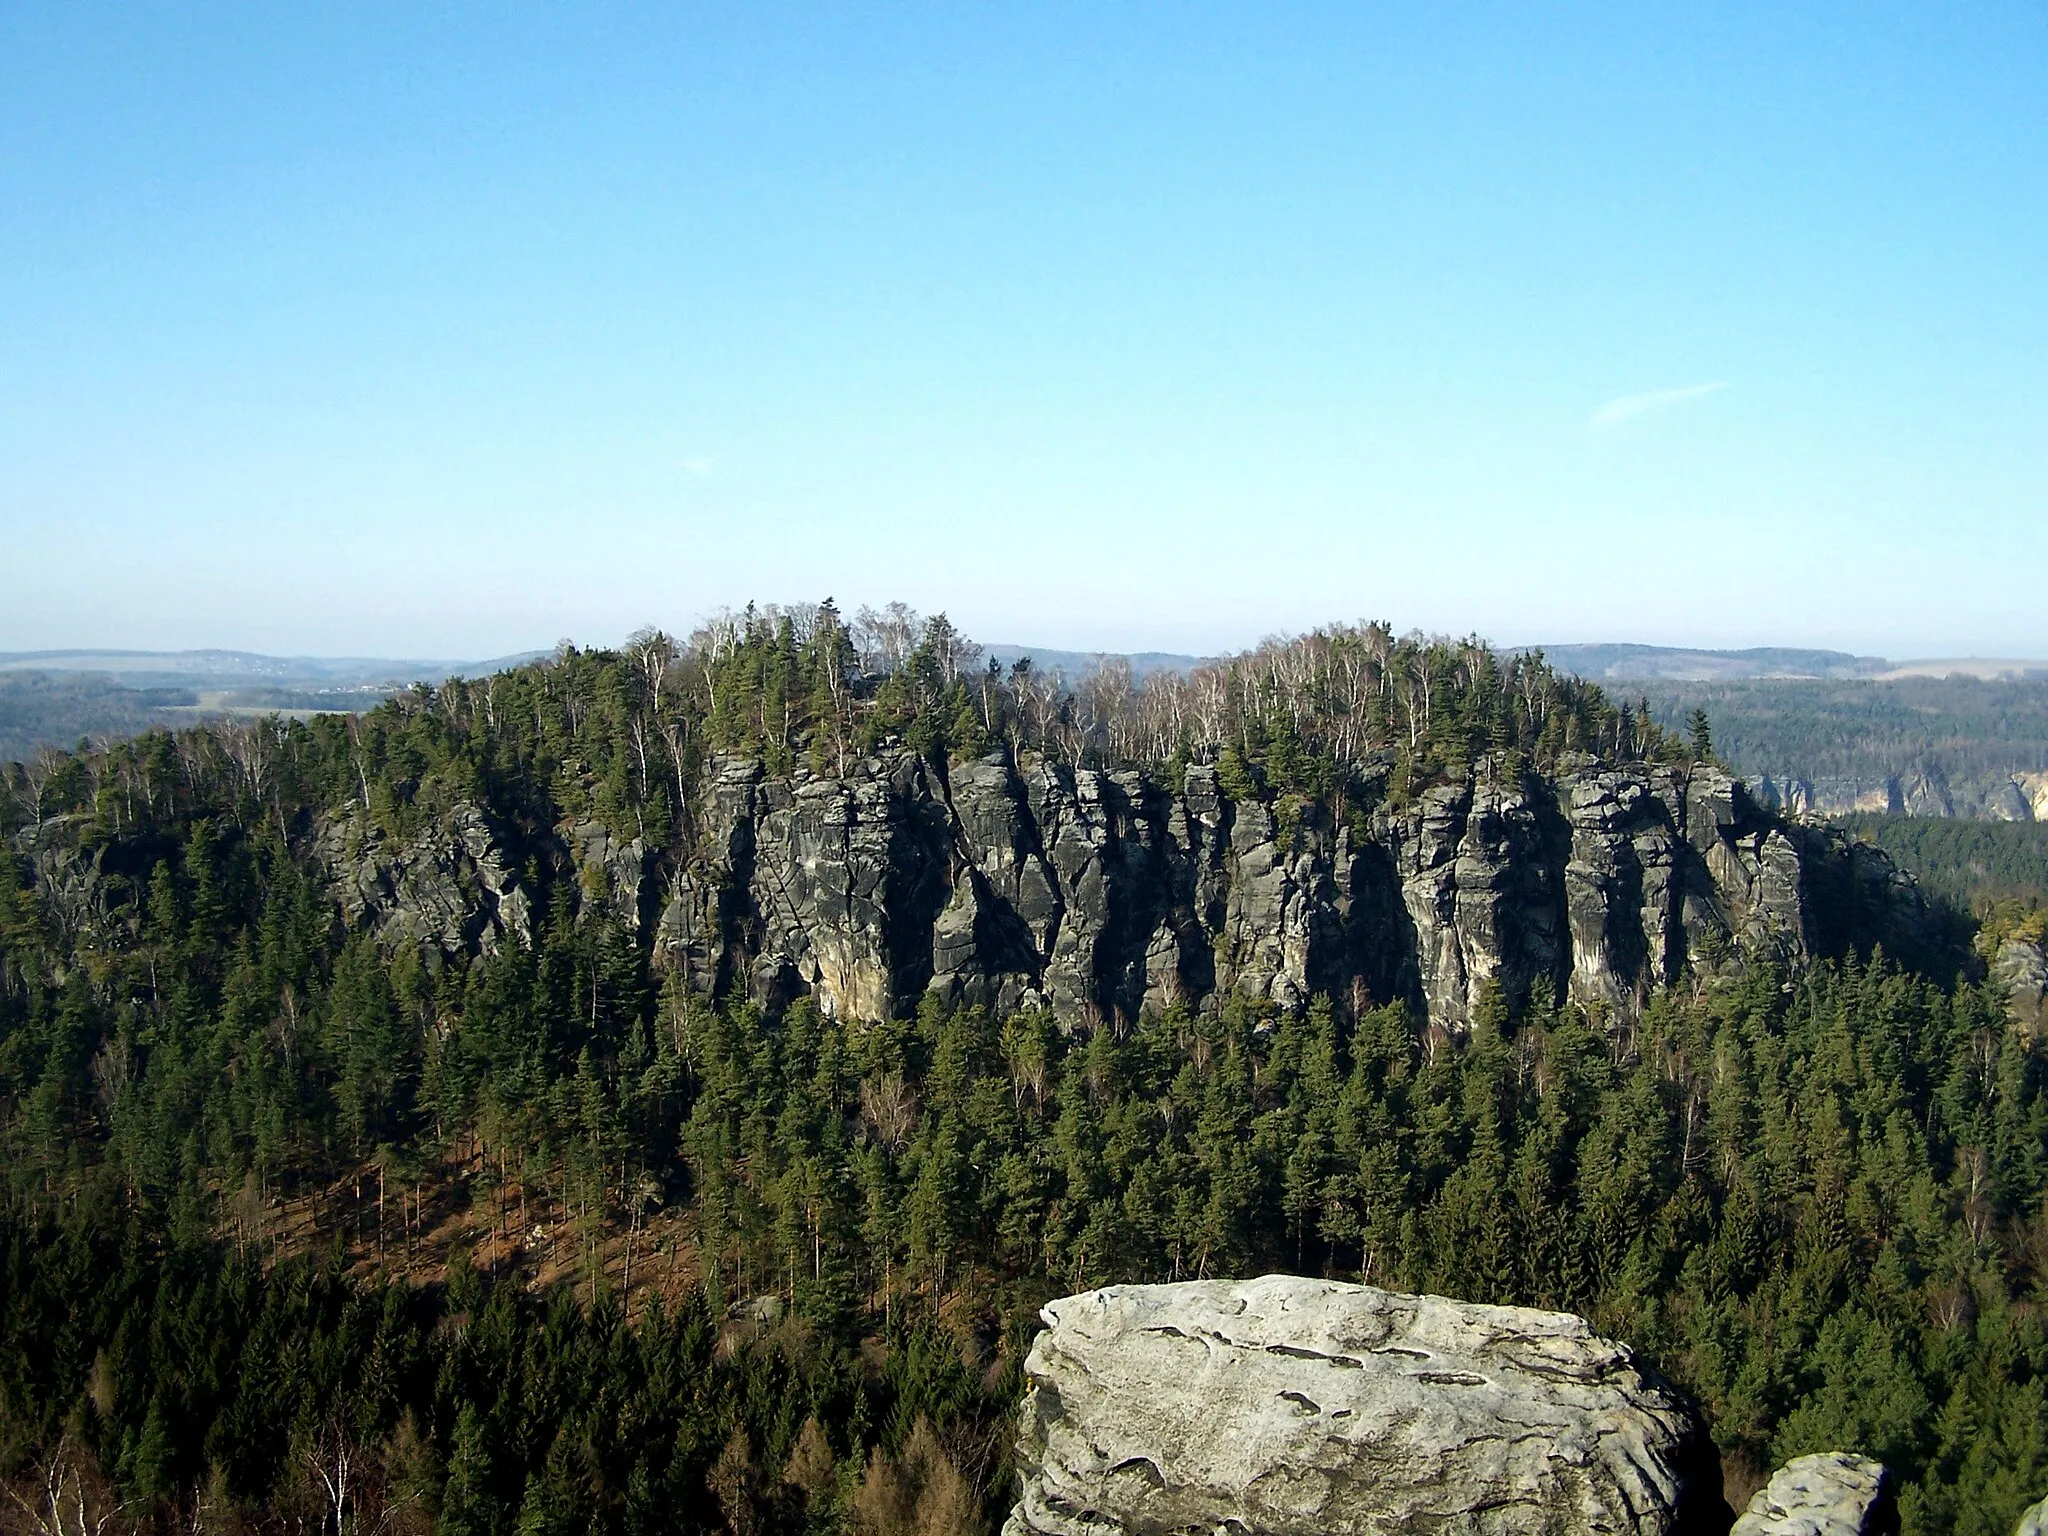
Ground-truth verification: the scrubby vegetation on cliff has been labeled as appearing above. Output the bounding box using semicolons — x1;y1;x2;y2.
1;612;2040;1535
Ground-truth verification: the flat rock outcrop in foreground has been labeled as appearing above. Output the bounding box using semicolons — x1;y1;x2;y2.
1004;1274;1725;1536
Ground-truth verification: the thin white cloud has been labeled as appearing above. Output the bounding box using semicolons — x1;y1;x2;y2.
681;457;714;476
1589;381;1729;430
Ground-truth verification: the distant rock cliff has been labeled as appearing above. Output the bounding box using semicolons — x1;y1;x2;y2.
637;747;1932;1032
12;745;1936;1032
1748;766;2048;823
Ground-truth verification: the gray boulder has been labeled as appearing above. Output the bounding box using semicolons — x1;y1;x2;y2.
2015;1491;2048;1536
1730;1453;1896;1536
1003;1274;1724;1536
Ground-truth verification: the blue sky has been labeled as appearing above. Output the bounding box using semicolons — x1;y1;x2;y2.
2;3;2043;659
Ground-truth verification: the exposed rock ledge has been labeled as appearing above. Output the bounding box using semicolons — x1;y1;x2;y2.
1003;1274;1726;1536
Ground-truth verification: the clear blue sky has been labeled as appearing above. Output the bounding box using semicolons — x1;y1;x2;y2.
3;3;2043;660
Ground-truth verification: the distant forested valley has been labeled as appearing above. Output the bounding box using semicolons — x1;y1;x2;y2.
1;609;2045;1534
1840;815;2048;910
1639;675;2048;820
0;674;206;765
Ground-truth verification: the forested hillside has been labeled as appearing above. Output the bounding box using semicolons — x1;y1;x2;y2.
0;673;203;766
1841;815;2048;910
1;609;2042;1535
1641;676;2048;820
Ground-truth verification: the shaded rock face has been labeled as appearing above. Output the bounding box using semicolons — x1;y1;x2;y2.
259;746;1923;1032
312;800;661;964
660;749;1864;1032
1002;1275;1724;1536
313;805;532;963
1994;938;2048;1042
559;816;649;935
1730;1454;1897;1536
1747;770;1953;821
11;816;118;948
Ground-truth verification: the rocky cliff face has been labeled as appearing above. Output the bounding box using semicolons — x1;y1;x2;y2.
9;747;1933;1032
315;805;533;963
650;748;1916;1033
1748;766;2048;823
283;747;1934;1031
1002;1274;1724;1536
1994;937;2048;1042
1747;769;1955;820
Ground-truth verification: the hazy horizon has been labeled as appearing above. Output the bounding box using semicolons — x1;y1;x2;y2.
5;628;2047;674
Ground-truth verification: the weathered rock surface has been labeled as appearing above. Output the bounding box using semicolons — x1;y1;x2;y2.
21;743;1920;1032
656;748;1927;1033
1994;937;2048;1042
1002;1274;1723;1536
1730;1454;1896;1536
1747;771;1952;820
2014;1491;2048;1536
559;815;649;934
1748;765;2048;823
313;804;532;963
2022;772;2048;824
9;816;122;950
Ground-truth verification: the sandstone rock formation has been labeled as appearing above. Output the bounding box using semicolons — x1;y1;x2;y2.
2021;772;2048;824
10;815;117;948
1993;936;2048;1042
1747;770;1953;821
254;744;1938;1032
1748;765;2048;823
314;803;532;963
653;748;1928;1033
1002;1274;1723;1536
1729;1453;1896;1536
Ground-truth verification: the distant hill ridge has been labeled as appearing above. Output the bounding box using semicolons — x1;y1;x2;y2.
0;647;546;686
980;644;1206;681
1531;643;2048;683
9;642;2044;690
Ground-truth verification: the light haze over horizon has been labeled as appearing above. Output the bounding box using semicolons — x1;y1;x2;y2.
4;4;2044;661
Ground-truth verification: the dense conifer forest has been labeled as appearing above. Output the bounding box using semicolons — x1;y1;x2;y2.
2;609;2044;1534
1842;815;2048;911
